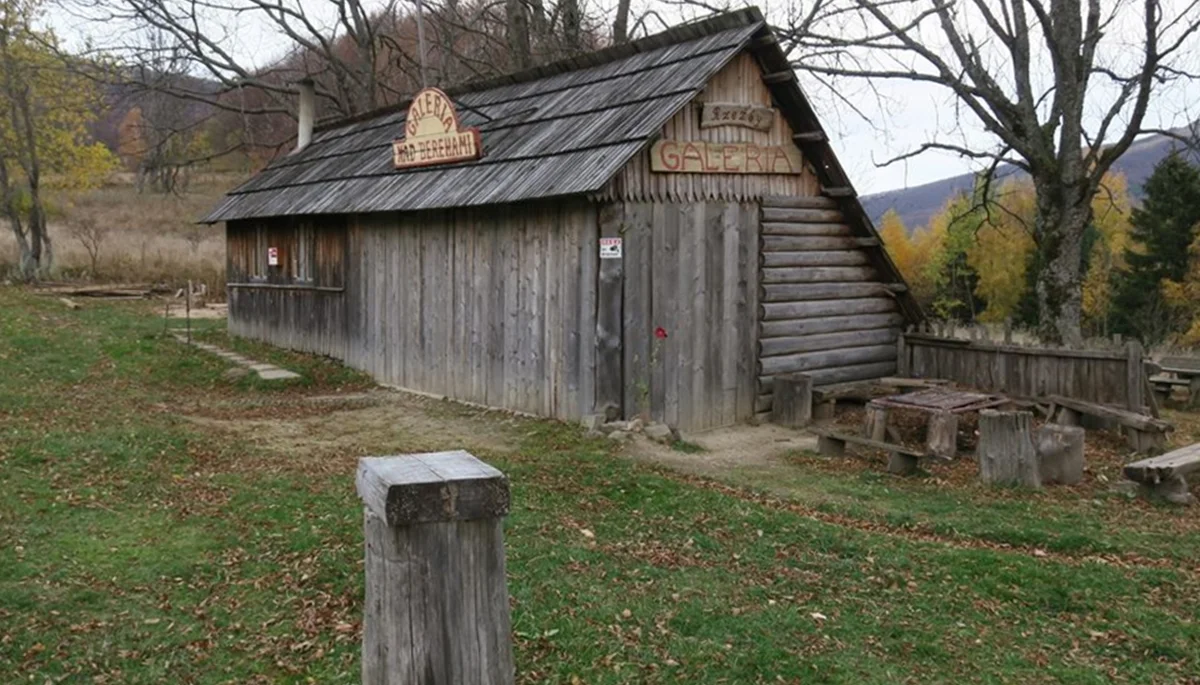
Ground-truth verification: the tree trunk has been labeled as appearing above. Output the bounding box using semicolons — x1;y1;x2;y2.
505;0;532;70
613;0;632;44
1033;180;1091;346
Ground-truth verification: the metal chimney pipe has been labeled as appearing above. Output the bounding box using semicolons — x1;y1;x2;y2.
294;78;315;153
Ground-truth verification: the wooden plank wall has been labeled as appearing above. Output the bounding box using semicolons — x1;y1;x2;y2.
755;196;905;415
618;200;760;432
904;336;1141;408
342;199;597;421
597;52;821;203
226;219;349;359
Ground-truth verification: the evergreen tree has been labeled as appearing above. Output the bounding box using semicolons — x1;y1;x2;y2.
1111;151;1200;342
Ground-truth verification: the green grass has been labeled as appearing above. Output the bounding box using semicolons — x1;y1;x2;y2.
2;286;1199;683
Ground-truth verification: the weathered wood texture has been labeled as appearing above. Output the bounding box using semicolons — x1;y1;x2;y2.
1036;424;1085;485
226;218;349;358
771;373;812;428
618;200;760;432
978;410;1040;487
341;200;597;421
755;197;904;414
904;335;1150;410
357;452;514;685
1123;443;1200;505
599;52;821;202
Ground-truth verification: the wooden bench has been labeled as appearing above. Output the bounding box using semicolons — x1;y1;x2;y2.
1151;356;1200;405
1046;395;1173;455
810;427;937;475
1123;443;1200;505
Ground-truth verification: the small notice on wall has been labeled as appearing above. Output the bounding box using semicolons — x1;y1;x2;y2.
700;103;775;131
599;237;623;259
268;247;279;266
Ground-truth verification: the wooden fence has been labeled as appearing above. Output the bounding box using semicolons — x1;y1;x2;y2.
900;333;1148;411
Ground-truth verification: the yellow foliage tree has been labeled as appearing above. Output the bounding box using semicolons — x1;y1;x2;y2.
1161;232;1200;345
965;180;1036;322
1;0;116;278
879;208;941;309
1082;173;1134;333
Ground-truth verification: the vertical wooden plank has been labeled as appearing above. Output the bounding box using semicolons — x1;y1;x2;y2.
720;202;740;426
562;202;582;419
623;202;653;419
739;202;760;421
595;202;625;418
578;204;598;418
487;208;507;408
1126;341;1144;411
676;204;699;432
650;202;670;424
704;201;724;429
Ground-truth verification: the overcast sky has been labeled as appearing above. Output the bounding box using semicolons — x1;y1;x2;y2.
49;0;1200;194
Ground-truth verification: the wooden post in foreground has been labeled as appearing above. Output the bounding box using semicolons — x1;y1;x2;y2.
772;373;812;428
978;410;1040;488
356;451;514;685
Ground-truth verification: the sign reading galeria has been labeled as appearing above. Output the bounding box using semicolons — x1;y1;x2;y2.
650;141;804;175
393;87;482;169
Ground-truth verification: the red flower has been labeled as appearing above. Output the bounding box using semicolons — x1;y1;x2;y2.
654;327;668;339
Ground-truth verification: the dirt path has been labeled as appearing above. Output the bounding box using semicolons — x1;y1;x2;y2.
183;389;524;476
628;422;817;475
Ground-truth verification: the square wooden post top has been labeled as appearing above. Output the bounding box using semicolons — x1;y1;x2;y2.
356;450;510;526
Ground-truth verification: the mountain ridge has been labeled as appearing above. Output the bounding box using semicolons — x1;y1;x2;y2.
860;124;1200;231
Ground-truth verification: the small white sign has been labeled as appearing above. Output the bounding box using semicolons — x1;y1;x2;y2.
268;246;279;266
599;237;623;260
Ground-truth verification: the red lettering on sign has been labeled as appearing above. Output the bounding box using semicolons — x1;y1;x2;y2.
744;144;762;172
681;143;705;170
658;141;681;170
722;145;739;172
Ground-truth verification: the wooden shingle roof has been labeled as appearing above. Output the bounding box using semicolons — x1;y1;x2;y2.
202;9;766;223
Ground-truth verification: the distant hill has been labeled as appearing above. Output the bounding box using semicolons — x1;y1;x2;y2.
861;123;1200;231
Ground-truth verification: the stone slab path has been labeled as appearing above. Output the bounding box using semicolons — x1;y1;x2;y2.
173;334;301;381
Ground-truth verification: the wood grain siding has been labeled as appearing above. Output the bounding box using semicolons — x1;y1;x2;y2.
342;200;597;421
755;197;903;414
618;200;760;432
226;218;349;358
904;336;1142;408
599;52;820;202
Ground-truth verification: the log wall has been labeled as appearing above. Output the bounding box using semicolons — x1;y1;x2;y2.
754;196;905;415
614;200;761;432
343;200;598;421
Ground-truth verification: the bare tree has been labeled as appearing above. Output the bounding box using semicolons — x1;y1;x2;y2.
784;0;1200;345
68;0;610;160
68;217;110;276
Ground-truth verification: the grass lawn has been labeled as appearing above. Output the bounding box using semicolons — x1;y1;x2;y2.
2;286;1199;684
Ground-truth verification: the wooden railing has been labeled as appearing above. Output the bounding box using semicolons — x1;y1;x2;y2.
900;333;1148;411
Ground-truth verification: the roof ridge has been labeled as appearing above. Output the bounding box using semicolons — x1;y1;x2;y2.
313;6;765;134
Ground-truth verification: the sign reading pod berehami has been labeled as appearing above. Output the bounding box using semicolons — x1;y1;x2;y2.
393;87;482;169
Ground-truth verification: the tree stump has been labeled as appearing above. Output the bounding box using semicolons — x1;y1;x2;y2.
356;451;515;685
978;410;1040;487
1036;424;1085;485
926;410;958;459
772;373;813;428
863;402;888;441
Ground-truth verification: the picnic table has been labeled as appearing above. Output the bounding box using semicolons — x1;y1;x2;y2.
1150;356;1200;406
864;387;1010;460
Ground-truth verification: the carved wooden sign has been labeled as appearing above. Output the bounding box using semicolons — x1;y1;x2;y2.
650;140;804;175
393;87;482;169
700;102;776;131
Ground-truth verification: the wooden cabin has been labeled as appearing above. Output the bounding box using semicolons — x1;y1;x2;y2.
202;7;921;433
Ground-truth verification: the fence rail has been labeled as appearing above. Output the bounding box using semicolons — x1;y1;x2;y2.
900;333;1147;411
